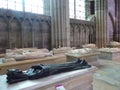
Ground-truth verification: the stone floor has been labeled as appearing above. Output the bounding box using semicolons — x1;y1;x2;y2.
93;60;120;90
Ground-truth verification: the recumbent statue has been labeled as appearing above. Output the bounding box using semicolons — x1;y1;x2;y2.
6;59;91;84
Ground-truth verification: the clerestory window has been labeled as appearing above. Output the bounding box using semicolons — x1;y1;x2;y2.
0;0;44;14
69;0;85;20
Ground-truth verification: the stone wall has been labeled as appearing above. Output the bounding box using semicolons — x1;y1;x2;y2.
70;19;95;48
0;9;51;53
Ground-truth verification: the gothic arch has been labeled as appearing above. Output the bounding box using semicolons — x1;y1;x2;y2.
22;19;32;47
9;18;22;48
33;20;41;48
0;16;8;52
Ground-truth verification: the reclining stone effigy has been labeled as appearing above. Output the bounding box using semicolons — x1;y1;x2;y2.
6;59;91;84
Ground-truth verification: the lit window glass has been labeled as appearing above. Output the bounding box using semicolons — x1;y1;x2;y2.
8;0;16;10
0;0;7;8
0;0;44;14
69;0;75;18
25;0;32;12
16;0;23;11
25;0;43;14
69;0;85;20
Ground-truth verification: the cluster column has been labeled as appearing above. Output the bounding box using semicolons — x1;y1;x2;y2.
95;0;108;47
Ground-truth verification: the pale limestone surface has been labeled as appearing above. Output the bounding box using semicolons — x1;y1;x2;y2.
98;48;120;61
53;47;74;55
107;41;120;48
5;48;53;61
82;44;97;49
93;60;120;90
66;48;100;66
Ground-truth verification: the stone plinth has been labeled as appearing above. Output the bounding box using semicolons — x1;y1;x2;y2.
0;66;96;90
66;48;100;66
99;48;120;61
106;41;120;48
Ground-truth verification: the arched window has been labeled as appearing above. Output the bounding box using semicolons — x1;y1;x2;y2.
69;0;85;20
0;0;44;14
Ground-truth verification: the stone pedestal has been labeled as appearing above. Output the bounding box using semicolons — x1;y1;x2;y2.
66;49;100;66
0;66;96;90
99;48;120;61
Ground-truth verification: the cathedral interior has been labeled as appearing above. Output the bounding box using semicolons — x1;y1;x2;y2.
0;0;120;90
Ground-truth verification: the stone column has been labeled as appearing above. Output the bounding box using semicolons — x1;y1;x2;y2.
95;0;108;47
44;0;70;48
114;0;120;41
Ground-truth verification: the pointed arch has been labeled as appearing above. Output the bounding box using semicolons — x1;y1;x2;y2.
0;16;8;52
22;19;32;47
9;18;22;48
